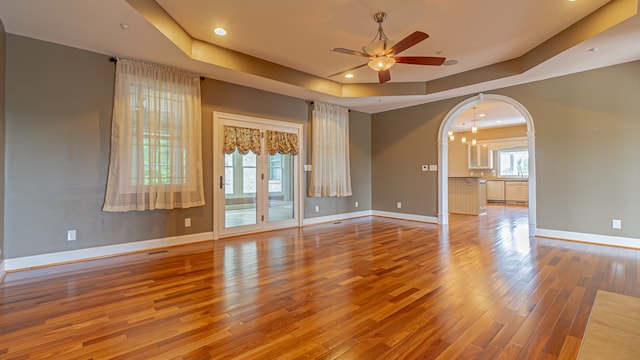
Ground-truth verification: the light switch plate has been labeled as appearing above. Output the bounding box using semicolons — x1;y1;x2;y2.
429;165;438;171
304;165;312;172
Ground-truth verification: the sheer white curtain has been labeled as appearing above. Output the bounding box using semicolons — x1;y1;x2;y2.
103;59;205;211
309;102;352;197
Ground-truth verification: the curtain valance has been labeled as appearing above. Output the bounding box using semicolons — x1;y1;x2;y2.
266;130;299;155
223;126;261;155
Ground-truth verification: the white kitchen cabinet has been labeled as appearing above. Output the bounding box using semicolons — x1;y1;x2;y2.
486;180;505;201
468;144;493;169
505;181;528;203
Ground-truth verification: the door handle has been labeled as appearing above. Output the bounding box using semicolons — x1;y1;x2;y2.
220;176;224;189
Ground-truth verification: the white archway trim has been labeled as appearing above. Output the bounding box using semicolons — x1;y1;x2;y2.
437;94;537;235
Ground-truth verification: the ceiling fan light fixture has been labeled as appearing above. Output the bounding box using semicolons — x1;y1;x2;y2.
363;39;395;56
368;56;396;71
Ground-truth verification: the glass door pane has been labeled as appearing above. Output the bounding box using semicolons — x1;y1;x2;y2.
224;149;258;228
267;153;294;222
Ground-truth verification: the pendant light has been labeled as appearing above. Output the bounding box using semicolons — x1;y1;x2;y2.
471;107;478;134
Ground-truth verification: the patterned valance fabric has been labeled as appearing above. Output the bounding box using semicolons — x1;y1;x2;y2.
223;126;261;155
266;130;299;155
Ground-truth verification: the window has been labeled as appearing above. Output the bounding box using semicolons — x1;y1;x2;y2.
309;102;352;197
498;149;529;177
224;149;258;196
130;87;187;186
269;153;283;193
242;152;257;194
103;58;205;211
224;153;234;194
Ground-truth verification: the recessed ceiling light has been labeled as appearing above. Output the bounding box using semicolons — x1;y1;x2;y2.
214;27;227;36
587;47;598;52
479;113;486;117
345;73;354;78
120;23;129;30
496;120;502;123
443;59;458;66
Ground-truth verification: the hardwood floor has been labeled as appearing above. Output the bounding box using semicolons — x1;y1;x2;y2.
1;205;639;359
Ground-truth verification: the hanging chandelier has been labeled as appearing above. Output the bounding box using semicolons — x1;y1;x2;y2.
448;106;481;144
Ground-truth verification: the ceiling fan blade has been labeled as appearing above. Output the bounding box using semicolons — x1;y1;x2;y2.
327;63;368;77
388;31;429;55
395;56;446;66
331;47;372;58
378;69;391;83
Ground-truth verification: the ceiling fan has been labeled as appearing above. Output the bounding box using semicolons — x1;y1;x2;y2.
330;12;446;83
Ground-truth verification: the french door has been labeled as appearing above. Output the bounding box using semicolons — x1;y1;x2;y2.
213;112;302;237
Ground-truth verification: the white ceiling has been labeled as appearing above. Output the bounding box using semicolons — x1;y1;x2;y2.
1;0;639;120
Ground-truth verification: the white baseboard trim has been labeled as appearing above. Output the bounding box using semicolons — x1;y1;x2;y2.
372;210;438;224
4;232;214;272
536;228;640;249
303;210;373;226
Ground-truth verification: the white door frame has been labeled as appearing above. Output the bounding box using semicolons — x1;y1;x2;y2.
213;111;304;239
437;94;537;236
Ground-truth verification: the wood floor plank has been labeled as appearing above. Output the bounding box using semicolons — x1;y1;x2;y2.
1;205;639;359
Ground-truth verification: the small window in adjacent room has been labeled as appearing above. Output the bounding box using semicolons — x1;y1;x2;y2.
498;148;529;177
268;153;283;193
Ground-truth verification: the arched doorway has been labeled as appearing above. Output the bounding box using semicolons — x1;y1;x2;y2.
437;94;537;236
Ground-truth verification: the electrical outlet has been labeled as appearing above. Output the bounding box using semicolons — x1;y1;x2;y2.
184;218;191;228
67;230;77;241
612;219;622;229
421;165;428;171
355;201;359;208
315;205;319;213
396;202;402;209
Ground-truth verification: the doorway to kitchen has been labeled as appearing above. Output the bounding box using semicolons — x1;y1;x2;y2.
437;94;537;236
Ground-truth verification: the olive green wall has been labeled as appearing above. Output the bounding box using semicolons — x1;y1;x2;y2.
372;61;640;239
4;34;371;258
0;19;5;263
372;100;455;216
498;63;640;238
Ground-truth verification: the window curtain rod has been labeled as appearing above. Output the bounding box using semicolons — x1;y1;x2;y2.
109;57;205;81
307;100;351;112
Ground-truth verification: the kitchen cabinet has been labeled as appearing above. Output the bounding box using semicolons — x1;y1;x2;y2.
487;180;505;202
505;181;528;203
448;177;487;215
468;144;493;169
